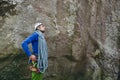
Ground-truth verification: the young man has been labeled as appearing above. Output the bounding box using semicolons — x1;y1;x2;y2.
21;23;48;80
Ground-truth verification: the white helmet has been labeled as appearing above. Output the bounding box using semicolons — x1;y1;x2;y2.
34;23;42;30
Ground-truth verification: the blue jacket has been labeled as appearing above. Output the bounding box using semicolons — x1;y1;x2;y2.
21;32;39;57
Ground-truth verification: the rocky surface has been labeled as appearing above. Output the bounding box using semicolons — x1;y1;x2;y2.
0;0;120;80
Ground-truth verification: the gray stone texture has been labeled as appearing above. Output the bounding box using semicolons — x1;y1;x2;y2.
0;0;120;80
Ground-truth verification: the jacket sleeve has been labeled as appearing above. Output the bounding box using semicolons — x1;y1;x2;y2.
21;32;38;57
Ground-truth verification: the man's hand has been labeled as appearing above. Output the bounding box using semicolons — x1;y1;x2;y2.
29;55;36;61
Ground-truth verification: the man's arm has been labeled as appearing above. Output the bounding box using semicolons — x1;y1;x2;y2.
21;32;38;57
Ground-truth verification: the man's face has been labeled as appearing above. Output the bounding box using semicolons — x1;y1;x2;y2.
38;25;45;32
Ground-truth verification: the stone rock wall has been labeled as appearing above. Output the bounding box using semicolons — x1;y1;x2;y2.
0;0;120;80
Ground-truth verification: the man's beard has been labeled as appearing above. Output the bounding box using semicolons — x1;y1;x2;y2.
40;30;45;33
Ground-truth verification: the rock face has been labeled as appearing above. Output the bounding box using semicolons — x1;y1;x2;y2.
0;0;120;80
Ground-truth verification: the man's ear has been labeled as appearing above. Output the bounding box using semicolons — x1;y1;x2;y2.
37;26;40;30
